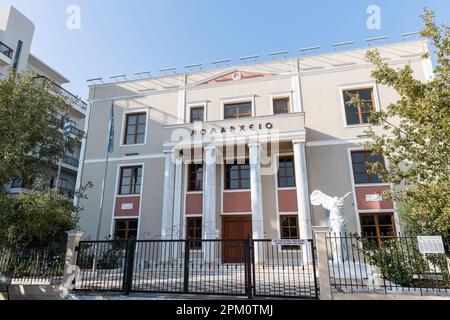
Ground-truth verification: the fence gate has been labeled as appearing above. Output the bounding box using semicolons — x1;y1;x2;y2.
74;239;319;299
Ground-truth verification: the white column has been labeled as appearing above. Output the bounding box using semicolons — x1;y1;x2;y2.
202;145;217;263
203;145;217;239
291;75;302;113
161;150;175;240
173;159;183;240
249;143;264;240
292;140;312;240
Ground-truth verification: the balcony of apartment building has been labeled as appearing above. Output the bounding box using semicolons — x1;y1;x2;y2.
33;75;87;114
0;41;13;66
61;154;79;170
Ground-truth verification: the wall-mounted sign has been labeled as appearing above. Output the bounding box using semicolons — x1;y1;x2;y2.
272;239;306;246
121;203;134;210
417;236;445;254
191;123;274;137
366;194;383;202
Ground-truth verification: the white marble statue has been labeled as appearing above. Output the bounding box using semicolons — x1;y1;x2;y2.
310;190;353;262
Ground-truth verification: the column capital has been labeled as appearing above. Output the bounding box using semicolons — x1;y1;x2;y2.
292;139;306;146
204;144;217;152
247;142;261;149
66;231;84;238
163;149;175;155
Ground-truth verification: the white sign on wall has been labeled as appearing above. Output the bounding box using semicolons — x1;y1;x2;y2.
121;203;134;210
272;239;306;246
366;194;383;202
417;236;445;254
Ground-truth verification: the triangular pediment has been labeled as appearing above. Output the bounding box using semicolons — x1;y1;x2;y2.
198;69;274;86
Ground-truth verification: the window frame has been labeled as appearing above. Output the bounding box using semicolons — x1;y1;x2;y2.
114;219;139;240
277;156;296;188
189;106;205;123
339;83;380;128
279;214;300;250
221;96;255;120
186;217;203;250
187;163;204;192
118;166;143;195
223;102;253;120
224;161;251;191
272;96;291;115
351;150;385;185
120;109;148;147
360;213;396;248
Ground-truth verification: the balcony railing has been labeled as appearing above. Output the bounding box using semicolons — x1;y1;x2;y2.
62;155;79;168
34;75;87;111
60;121;84;138
68;125;84;137
0;41;13;59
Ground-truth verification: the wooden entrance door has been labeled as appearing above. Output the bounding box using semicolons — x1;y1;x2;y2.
222;215;252;263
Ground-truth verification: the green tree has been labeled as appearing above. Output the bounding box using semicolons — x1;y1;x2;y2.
0;70;89;249
0;70;79;192
363;9;450;235
0;189;78;250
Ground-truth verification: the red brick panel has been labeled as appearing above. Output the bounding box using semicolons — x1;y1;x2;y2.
355;186;393;210
186;193;203;215
278;189;298;212
223;192;252;213
114;196;140;217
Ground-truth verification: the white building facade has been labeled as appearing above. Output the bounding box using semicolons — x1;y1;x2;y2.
77;39;432;261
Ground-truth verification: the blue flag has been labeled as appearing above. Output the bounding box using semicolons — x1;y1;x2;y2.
107;103;115;154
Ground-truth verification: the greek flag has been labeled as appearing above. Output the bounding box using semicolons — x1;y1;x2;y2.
107;103;115;154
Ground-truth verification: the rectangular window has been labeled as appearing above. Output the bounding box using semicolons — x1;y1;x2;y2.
224;102;252;119
273;97;290;114
280;215;300;250
190;107;204;123
124;113;147;145
360;213;396;247
343;88;375;125
225;161;250;190
114;219;138;240
12;40;22;70
119;166;143;195
351;151;385;184
278;156;296;188
187;217;202;250
188;163;203;192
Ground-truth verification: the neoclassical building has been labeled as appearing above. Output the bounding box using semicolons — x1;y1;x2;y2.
77;39;432;261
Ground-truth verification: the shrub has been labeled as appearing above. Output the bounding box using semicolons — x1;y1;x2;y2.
97;247;121;269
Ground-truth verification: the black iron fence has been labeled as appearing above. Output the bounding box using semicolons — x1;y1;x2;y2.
326;233;450;296
74;239;319;299
0;247;66;285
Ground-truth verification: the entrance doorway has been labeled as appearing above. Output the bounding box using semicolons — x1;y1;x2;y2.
222;215;252;263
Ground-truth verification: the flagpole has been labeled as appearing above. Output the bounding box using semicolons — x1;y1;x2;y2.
96;101;115;241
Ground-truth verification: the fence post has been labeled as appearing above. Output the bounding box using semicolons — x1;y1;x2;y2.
183;240;190;294
314;229;333;300
244;239;253;299
123;239;136;295
62;231;83;290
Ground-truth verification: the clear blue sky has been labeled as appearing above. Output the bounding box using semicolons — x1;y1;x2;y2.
3;0;449;100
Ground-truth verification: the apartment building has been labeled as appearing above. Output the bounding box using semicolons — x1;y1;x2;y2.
77;39;432;261
0;5;87;198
